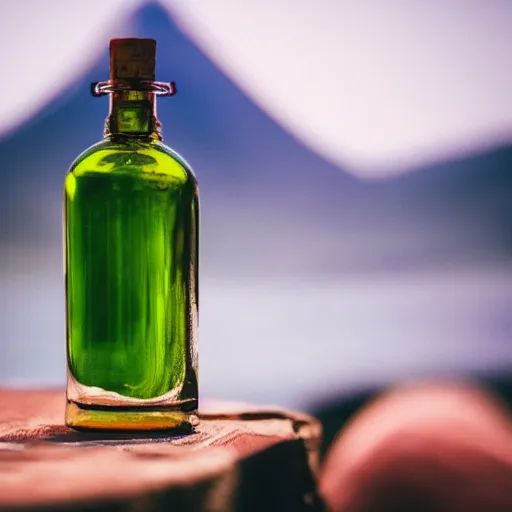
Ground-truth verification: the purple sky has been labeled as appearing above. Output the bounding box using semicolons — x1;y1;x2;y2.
2;0;511;178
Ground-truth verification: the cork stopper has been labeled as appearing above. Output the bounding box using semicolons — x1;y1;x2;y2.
109;38;156;81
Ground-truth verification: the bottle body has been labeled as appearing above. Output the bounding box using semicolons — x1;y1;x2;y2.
64;138;198;430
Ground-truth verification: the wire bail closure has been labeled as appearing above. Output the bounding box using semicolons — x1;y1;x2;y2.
91;80;177;97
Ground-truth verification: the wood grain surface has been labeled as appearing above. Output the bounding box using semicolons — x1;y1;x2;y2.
0;389;324;511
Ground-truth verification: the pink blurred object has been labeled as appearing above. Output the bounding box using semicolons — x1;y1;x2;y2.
320;382;512;512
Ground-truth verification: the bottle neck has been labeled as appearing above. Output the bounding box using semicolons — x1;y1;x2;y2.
105;90;162;140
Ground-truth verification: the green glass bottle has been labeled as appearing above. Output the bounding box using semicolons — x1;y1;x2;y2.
64;39;199;431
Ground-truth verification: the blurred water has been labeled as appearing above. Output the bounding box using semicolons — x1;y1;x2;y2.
1;251;510;409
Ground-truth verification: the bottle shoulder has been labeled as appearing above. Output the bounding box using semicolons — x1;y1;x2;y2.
68;138;197;186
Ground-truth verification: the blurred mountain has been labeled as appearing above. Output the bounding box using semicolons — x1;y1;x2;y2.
0;3;510;277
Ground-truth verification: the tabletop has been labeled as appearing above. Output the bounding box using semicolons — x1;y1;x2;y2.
0;389;324;512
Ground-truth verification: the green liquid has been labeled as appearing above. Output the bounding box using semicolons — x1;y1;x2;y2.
65;138;198;412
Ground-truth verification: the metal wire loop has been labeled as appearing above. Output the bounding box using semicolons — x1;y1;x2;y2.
91;80;177;97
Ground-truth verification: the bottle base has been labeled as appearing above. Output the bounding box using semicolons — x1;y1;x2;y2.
66;400;198;433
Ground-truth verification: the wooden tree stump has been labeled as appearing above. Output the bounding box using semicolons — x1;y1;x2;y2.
0;389;324;511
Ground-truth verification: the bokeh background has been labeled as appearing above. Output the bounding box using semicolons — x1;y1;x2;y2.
0;0;511;412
